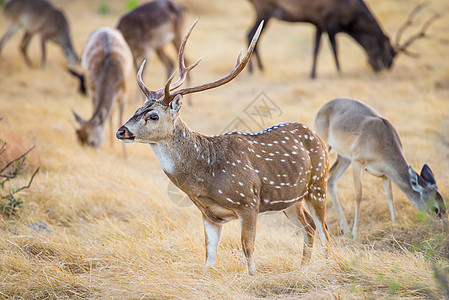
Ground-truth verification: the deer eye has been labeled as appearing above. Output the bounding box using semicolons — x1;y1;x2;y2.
145;113;159;121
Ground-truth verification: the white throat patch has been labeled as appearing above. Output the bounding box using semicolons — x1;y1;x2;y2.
150;144;176;174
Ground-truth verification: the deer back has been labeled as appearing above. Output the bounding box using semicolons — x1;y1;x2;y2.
116;0;185;58
4;0;78;64
75;27;132;147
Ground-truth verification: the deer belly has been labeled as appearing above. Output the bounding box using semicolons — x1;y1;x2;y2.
258;185;309;213
146;23;175;49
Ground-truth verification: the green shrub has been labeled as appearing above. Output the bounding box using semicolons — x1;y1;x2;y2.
125;0;139;12
98;2;109;15
0;123;39;216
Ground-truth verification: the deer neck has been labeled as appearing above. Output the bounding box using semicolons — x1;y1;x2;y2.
90;76;120;126
150;117;213;187
387;159;424;211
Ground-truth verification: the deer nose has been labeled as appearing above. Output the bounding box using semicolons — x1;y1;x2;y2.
116;126;134;140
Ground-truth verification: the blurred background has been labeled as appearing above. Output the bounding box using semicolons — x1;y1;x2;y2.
0;0;449;298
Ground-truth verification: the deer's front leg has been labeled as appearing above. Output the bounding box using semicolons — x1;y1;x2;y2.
351;161;364;240
239;211;257;275
202;215;223;269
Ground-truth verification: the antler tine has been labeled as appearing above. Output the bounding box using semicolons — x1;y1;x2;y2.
137;60;165;101
162;20;264;102
395;2;428;47
159;18;203;105
396;12;442;56
169;17;202;92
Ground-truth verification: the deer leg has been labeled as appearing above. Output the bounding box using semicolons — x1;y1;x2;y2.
40;36;48;68
239;212;257;275
247;16;270;73
305;195;330;257
311;28;323;79
284;202;316;263
156;48;174;79
20;32;33;67
119;95;127;159
0;22;19;55
202;215;223;269
327;155;351;234
383;177;395;222
109;105;114;148
328;32;340;73
351;162;364;240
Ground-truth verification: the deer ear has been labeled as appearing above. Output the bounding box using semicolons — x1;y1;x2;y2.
170;94;183;119
73;110;84;125
420;164;436;185
92;108;107;126
409;166;429;193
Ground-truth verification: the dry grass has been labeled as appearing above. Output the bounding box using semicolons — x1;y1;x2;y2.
1;0;449;298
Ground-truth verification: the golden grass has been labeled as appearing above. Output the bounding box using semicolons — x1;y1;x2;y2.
1;0;449;298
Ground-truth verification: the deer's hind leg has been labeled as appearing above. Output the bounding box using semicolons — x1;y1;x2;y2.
284;201;316;263
20;32;33;66
0;21;19;54
305;181;330;255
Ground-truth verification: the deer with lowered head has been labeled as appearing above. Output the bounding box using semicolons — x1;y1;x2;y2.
0;0;79;67
71;27;132;151
116;20;331;275
313;98;446;240
246;0;440;78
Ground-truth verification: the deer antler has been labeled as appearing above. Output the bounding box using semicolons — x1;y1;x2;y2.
156;20;264;106
395;3;442;57
137;18;202;102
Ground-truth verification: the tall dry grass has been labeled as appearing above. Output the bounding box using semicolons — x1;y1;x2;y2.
0;0;449;298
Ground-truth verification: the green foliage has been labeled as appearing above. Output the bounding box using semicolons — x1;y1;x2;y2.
0;0;4;6
0;129;39;216
410;233;445;260
98;2;109;15
125;0;139;12
387;278;401;295
415;211;430;224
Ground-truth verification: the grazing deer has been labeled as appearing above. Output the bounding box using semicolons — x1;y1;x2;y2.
116;20;331;275
71;27;132;151
117;0;189;103
313;98;446;240
246;0;440;78
0;0;79;67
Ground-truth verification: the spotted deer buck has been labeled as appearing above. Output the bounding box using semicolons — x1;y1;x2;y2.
246;0;441;78
117;0;191;103
116;20;331;275
70;27;132;153
0;0;79;67
313;98;446;240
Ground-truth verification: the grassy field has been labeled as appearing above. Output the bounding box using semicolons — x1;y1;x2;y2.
1;0;449;298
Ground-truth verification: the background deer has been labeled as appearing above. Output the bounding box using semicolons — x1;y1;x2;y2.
313;98;446;240
116;20;330;275
116;0;188;102
0;0;79;67
246;0;439;78
70;27;132;152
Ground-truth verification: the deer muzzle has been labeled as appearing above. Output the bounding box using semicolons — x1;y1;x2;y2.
116;126;134;141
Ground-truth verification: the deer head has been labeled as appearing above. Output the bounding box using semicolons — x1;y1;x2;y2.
346;2;440;72
409;164;446;219
73;108;107;147
117;19;263;143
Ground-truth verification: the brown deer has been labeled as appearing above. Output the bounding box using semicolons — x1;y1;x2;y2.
246;0;440;78
117;0;188;102
71;27;132;151
116;20;331;275
0;0;79;67
313;98;446;240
